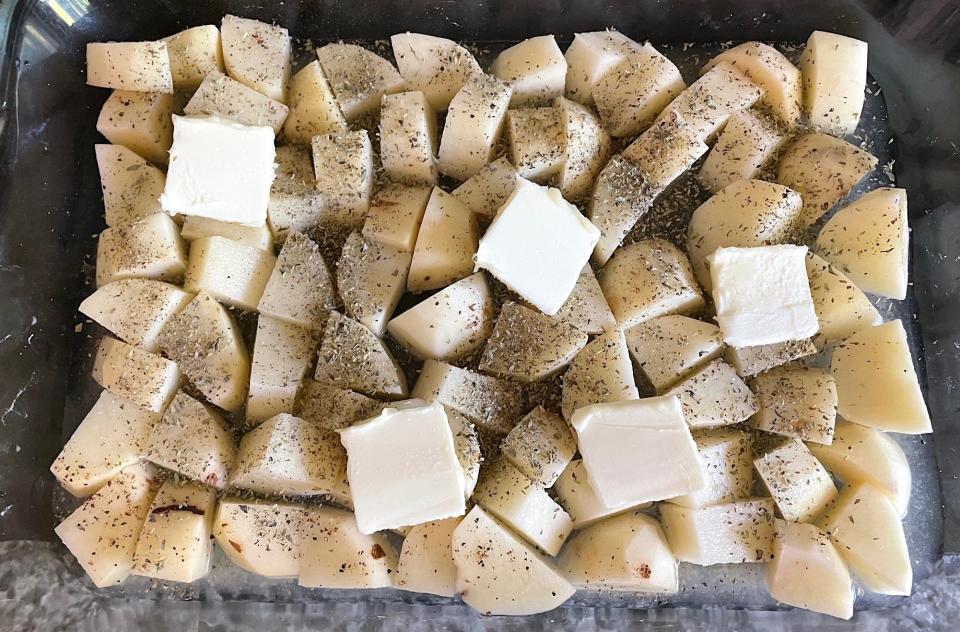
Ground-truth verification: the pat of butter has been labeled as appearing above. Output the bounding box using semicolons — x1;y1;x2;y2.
160;115;275;226
475;178;600;316
339;401;466;534
709;245;819;348
571;395;705;509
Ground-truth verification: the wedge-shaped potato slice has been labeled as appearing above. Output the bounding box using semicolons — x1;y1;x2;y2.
311;130;374;224
559;511;678;593
667;358;758;429
282;60;346;145
449;409;482;499
660;497;775;565
258;231;336;331
437;73;513;180
817;482;911;595
830;320;931;434
86;41;173;93
221;14;290;102
666;427;753;508
505;106;564;182
702;42;802;127
93;337;180;412
776;133;878;231
450;156;519;218
754;438;838;522
145;391;236;487
362;185;431;252
500;405;576;488
817;187;909;299
95;144;165;227
806;252;881;346
408;188;478;292
80;279;193;352
246;316;317;423
767;519;854;619
268;145;327;237
163;25;224;91
452;505;575;616
594;44;686;138
396;517;461;596
587;157;655;266
97;90;179;165
686;179;803;288
809;420;911;517
180;216;273;251
299;506;397;588
132;480;216;583
389;272;492;360
751;366;838;444
600;239;704;330
391;33;482;111
492;35;566;106
184;71;288;134
295;380;384;433
157;291;249;412
697;109;788;193
51;391;159;497
412;360;525;435
338;231;411;337
561;329;638;420
554;459;652;529
625;315;724;393
724;338;817;378
314;311;408;399
97;213;187;287
213;498;304;577
620;110;710;191
55;463;159;587
316;42;404;120
380;91;439;185
563;30;640;106
555;96;612;201
184;235;276;311
479;301;586;383
544;264;616;335
799;31;868;136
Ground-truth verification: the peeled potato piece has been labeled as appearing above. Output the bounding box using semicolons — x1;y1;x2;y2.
391;33;482;111
338;231;411;337
95;144;165;227
452;505;575;616
450;156;519;218
295;381;384;433
554;96;612;201
697;109;788;193
380;91;439;185
449;408;482;499
362;185;432;252
776;133;878;231
561;329;639;420
799;31;868;136
92;337;180;413
620;109;710;191
830;320;931;434
282;60;346;145
180;218;272;252
259;231;337;331
559;511;678;593
492;35;566;106
221;14;290;102
315;311;408;399
396;517;461;597
724;338;817;378
267;146;327;237
703;42;802;127
588;156;655;266
96;90;179;165
87;41;173;93
184;70;288;133
767;519;854;619
80;279;192;352
506;106;564;182
500;406;577;488
96;213;187;287
184;236;276;311
667;358;758;429
407;188;478;292
659;498;775;565
316;42;404;120
751;367;838;444
544;264;616;335
299;506;397;588
437;74;513;180
754;438;838;522
554;459;652;529
666;427;753;508
311;130;374;224
246;316;317;423
625;315;723;393
163;25;224;91
806;252;881;346
213;499;304;578
563;30;639;106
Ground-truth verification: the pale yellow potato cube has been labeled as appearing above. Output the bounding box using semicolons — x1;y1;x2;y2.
246;316;317;424
213;499;303;577
314;311;408;399
163;25;224;91
183;70;288;133
659;498;775;565
95;144;165;227
92;337;180;413
555;96;612;202
184;235;276;311
396;517;461;597
79;279;193;352
96;212;186;287
87;41;173;93
754;438;838;522
724;338;817;378
362;185;432;252
666;427;753;508
180;216;273;251
299;506;397;588
625;315;723;393
316;42;405;120
412;360;525;435
96;90;179;164
506;106;564;182
437;73;513;180
221;14;290;102
338;231;411;337
799;31;868;136
562;30;641;106
544;264;616;335
667;358;758;429
697;109;788;193
407;187;478;291
554;459;652;529
282;60;346;145
500;405;576;488
594;44;685;137
295;380;384;433
703;42;802;127
391;33;482;111
380;91;439;185
620;109;710;191
258;231;337;330
268;145;328;236
806;252;881;347
311;130;374;224
751;366;838;444
588;156;655;266
492;35;566;105
449;408;482;499
561;328;638;420
450;156;518;218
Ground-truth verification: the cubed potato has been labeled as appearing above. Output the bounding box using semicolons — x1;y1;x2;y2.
95;144;165;227
830;320;931;434
776;133;878;231
593;44;685;137
437;74;513;181
163;25;224;91
388;272;492;360
96;213;187;287
412;360;525;435
50;391;159;497
697;109;789;193
754;437;837;522
554;96;612;201
702;42;803;127
180;216;273;251
492;35;566;106
380;91;439;185
221;14;290;102
314;311;408;399
544;264;615;335
478;301;587;382
500;406;576;488
817;482;911;595
686;179;803;288
724;338;817;378
96;90;179;164
362;185;432;252
92;337;180;412
335;231;410;337
667;358;758;429
506;106;564;182
452;505;575;616
448;407;482;499
295;380;384;433
213;499;304;577
407;188;478;292
561;329;638;420
183;70;288;133
268;145;327;237
157;291;249;412
391;33;482;111
311;130;374;224
659;498;775;565
751;367;838;444
600;239;705;330
79;279;193;352
588;156;655;266
806;252;881;346
767;519;854;619
87;41;173;93
299;506;397;588
559;511;678;593
282;60;346;145
554;459;652;528
258;231;336;331
246;316;317;423
563;30;640;106
144;391;236;487
666;427;753;508
55;463;159;587
396;517;461;597
132;480;216;583
450;156;519;218
184;235;276;311
315;42;405;120
809;420;911;517
799;31;868;136
625;315;724;393
620;110;710;191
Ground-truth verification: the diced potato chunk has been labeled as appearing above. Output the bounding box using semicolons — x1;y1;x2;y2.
246;316;316;423
96;90;178;164
754;439;838;522
438;73;513;180
561;328;638;420
258;232;336;330
295;380;384;433
380;91;439;185
625;315;724;393
407;188;478;291
806;252;881;346
555;96;612;201
396;517;461;597
450;156;518;218
315;42;405;120
620;110;710;191
659;498;775;565
799;31;868;136
588;156;655;266
830;320;931;433
311;130;374;224
362;185;432;252
268;145;327;237
180;216;273;251
299;506;397;588
87;41;173;93
500;405;576;488
492;35;566;105
163;25;224;91
221;14;290;102
667;428;751;510
314;311;408;399
697;109;788;193
667;358;757;429
95;144;165;227
184;70;288;133
506;106;564;181
563;30;640;106
391;33;482;111
338;231;411;337
92;337;180;412
282;60;346;145
79;279;193;352
184;235;276;311
724;338;817;378
412;360;525;435
213;499;303;577
544;264;615;335
751;366;838;444
96;213;187;287
594;44;685;137
554;459;652;529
